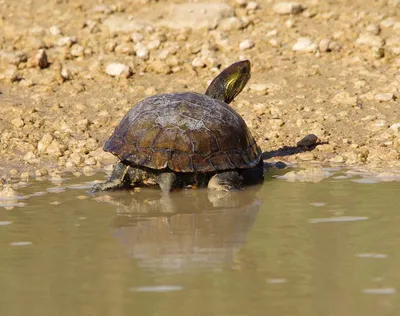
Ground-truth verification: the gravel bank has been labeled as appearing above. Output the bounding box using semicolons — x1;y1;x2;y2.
1;0;400;182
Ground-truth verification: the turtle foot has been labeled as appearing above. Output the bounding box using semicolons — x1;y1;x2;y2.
208;171;243;191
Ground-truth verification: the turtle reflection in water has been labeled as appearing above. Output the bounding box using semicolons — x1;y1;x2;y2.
101;188;261;272
92;60;263;193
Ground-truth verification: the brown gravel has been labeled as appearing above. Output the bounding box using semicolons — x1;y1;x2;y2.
1;0;400;182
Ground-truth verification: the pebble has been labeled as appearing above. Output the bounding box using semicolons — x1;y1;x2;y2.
331;92;357;106
29;49;49;69
0;51;27;65
219;17;243;31
389;123;400;133
239;39;255;50
272;2;305;15
356;33;384;47
134;43;149;60
105;63;132;78
292;37;317;52
11;118;24;128
249;83;269;93
0;185;18;199
57;36;77;47
131;32;143;43
297;134;319;147
49;25;62;36
375;93;394;102
192;57;206;68
70;44;84;57
23;151;36;163
366;24;381;35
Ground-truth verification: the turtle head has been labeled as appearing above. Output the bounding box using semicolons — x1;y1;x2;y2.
205;60;251;104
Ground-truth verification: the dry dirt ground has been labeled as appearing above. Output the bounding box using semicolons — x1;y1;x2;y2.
1;0;400;183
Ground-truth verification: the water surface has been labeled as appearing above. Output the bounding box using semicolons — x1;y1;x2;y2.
1;169;400;316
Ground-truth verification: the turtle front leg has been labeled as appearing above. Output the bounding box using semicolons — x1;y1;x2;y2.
156;172;178;193
91;161;130;192
207;171;243;191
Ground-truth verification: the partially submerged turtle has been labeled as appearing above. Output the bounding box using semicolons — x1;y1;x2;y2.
92;60;263;193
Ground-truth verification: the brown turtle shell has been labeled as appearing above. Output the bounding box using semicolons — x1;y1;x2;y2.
104;92;261;172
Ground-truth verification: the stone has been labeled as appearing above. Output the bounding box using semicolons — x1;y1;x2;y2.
49;25;62;36
331;92;357;106
38;133;54;153
70;44;84;57
57;36;77;47
23;151;36;163
297;134;319;147
292;37;317;52
11;118;24;128
249;83;269;93
105;63;132;78
239;39;255;50
273;2;305;15
29;49;49;69
366;24;381;35
375;93;394;102
219;17;243;31
134;43;149;60
0;51;27;65
356;33;384;47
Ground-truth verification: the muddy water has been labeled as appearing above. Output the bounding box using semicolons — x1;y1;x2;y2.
0;169;400;316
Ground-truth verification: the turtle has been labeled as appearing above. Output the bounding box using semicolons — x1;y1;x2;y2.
91;60;263;193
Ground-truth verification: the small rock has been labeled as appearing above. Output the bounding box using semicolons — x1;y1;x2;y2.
191;57;206;68
57;36;77;47
134;43;149;60
29;49;49;69
70;153;83;166
292;37;317;52
49;25;62;36
23;151;36;163
131;32;144;43
329;155;346;163
246;1;259;10
356;33;384;47
147;39;161;51
0;67;20;82
105;63;132;78
0;51;28;65
70;44;84;57
38;133;54;153
389;123;400;133
0;185;18;199
148;60;171;74
366;24;381;35
219;17;243;31
11;118;24;128
331;92;357;106
318;38;340;52
60;67;71;81
249;83;269;94
273;2;305;15
297;134;319;147
239;39;255;50
375;93;394;102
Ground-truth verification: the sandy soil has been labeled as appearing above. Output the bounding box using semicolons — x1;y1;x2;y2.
1;0;400;182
